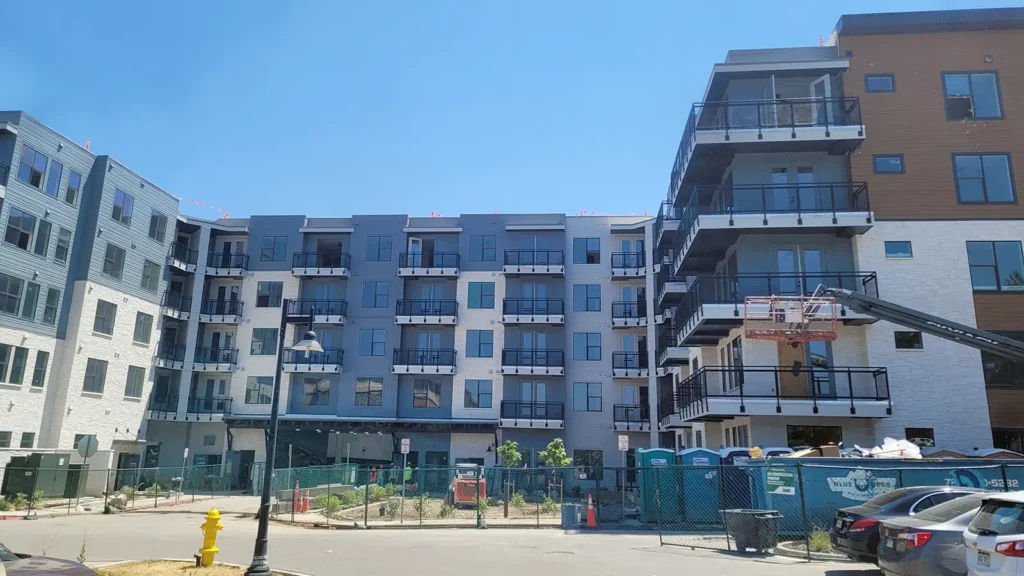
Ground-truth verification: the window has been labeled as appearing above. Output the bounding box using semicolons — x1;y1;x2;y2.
573;382;602;411
365;235;393;262
994;429;1024;453
149;210;168;243
573;333;602;361
0;273;24;316
132;312;154;344
894;331;923;350
464;379;492;408
34;220;50;257
983;333;1024;388
467;282;495;309
954;154;1015;203
5;207;37;250
466;330;493;357
786;425;842;449
873;154;905;174
573;284;601;311
45;159;63;197
413;379;441;408
250;328;278;355
83;358;108;393
0;345;8;382
905;428;935;448
361;281;390;308
303;378;330;406
943;72;1002;120
31;351;48;387
19;432;34;449
358;329;386;356
93;300;117;335
260;235;288;262
203;435;216;447
72;434;89;450
256;281;283;307
141;260;161;292
17;144;48;189
8;347;27;384
573;238;601;264
355;377;384;406
54;227;72;264
124;366;145;398
968;498;1024;538
112;189;134;226
21;282;39;320
245;376;273;404
469;235;496;262
968;241;1024;292
43;288;59;325
66;170;82;205
884;241;913;259
103;243;127;279
574;449;604;481
864;74;895;93
0;432;9;449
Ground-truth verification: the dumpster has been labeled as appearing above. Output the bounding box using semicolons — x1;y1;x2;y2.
722;509;783;554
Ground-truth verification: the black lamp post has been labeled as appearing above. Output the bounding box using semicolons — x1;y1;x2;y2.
245;298;321;575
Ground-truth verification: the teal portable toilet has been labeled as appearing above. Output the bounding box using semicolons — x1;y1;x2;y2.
678;448;721;523
637;448;677;523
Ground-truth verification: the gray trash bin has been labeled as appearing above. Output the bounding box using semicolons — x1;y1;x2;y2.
561;503;581;529
722;509;783;553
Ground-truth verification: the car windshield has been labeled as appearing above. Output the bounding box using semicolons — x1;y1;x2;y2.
861;488;912;509
915;494;986;522
0;543;18;562
968;500;1024;535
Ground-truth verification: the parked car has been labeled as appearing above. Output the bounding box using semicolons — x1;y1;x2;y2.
832;486;985;564
0;542;96;575
964;491;1024;575
878;492;988;576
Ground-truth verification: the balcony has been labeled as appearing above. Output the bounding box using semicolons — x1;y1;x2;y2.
168;242;199;273
612;352;649;379
611;301;648;328
676;272;878;346
662;365;891;422
392;348;457;375
503;250;565;275
286;299;348;325
160;291;192;321
395;299;458;325
205;251;249;276
0;164;8;199
502;298;565;325
292;251;352;277
656;267;687;310
657;323;688;367
654;202;683;248
500;349;564;376
398;252;460;277
147;394;179;420
499;401;565;429
673;182;873;273
198;299;244;323
667;97;865;205
613;404;653;432
611;252;647;279
194;347;238;372
155;343;186;370
282;347;344;374
186;396;233;421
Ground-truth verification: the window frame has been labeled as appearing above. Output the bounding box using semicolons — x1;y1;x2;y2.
0;273;24;317
573;237;601;264
894;330;924;350
33;219;51;257
42;288;60;325
66;170;82;206
8;347;28;384
573;284;601;312
355;377;384;407
302;377;331;406
255;281;283;307
31;350;49;387
148;210;168;243
44;159;63;197
141;259;161;292
464;379;492;408
16;144;49;189
967;241;1024;292
112;189;135;227
365;235;393;262
260;235;288;262
942;70;1003;121
952;153;1017;204
872;154;905;174
93;299;118;336
21;282;39;320
884;241;913;259
573;332;602;361
245;376;274;405
54;227;72;264
358;328;387;356
83;358;109;394
250;328;279;356
786;425;843;449
469;235;497;262
133;311;154;344
864;73;896;93
467;282;495;309
124;365;146;398
466;330;494;358
0;431;9;449
102;242;127;280
0;344;9;382
413;379;441;408
19;432;35;449
573;381;603;412
361;281;390;308
4;206;37;251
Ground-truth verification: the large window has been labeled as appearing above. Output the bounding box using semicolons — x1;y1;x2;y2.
983;332;1024;388
54;228;72;264
149;210;168;243
469;235;496;262
34;220;50;257
361;281;390;308
355;377;384;406
31;351;49;387
112;189;134;226
83;358;108;394
413;379;441;408
103;242;127;279
5;207;37;251
358;329;386;356
93;300;117;335
573;333;601;361
42;288;59;325
45;159;63;197
574;449;604;481
994;428;1024;453
256;281;283;307
21;282;39;320
365;235;393;262
0;273;24;316
464;379;492;408
466;330;493;357
245;376;273;404
8;347;27;384
17;144;48;189
250;328;278;355
302;378;331;406
967;241;1024;292
573;238;601;264
124;366;146;398
141;260;161;292
573;284;601;311
786;425;842;449
260;235;288;262
467;282;495;309
943;71;1002;120
573;382;602;412
133;312;153;344
953;154;1015;204
66;170;82;205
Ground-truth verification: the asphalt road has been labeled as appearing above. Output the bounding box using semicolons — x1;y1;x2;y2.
0;512;880;576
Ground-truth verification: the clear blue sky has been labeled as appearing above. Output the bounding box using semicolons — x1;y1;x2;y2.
1;0;1013;219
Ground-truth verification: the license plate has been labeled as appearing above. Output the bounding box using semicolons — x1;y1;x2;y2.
884;537;895;549
978;551;991;567
835;518;843;529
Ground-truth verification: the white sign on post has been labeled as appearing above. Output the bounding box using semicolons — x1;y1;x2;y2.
400;438;410;455
617;435;629;452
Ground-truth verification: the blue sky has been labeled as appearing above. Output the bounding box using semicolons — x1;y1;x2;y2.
1;0;1014;219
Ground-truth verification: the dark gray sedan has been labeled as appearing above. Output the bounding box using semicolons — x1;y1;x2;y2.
877;492;988;576
0;542;96;575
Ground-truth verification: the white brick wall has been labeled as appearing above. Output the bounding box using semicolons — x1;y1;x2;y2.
0;326;59;468
452;271;504;420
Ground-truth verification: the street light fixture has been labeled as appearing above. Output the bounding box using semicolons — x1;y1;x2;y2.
245;298;318;576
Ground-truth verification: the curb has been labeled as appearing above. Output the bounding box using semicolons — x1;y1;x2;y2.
774;541;855;562
90;558;313;576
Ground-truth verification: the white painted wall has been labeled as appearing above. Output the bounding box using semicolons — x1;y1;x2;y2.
0;325;58;468
452;271;504;420
450;432;496;465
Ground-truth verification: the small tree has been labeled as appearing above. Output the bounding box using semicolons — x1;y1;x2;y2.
537;438;572;467
496;440;522;468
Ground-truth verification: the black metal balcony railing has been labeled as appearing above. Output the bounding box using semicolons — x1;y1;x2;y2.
504;249;565;266
612;352;648;370
501;349;565;368
656;267;684;300
186;396;233;415
0;165;9;186
206;251;249;270
653;201;684;244
169;242;199;266
663;365;890;421
199;299;244;316
613;404;650;423
157;342;186;362
395;299;458;316
502;298;565;315
287;299;349;317
148;394;179;414
611;301;645;319
284;347;344;367
393;348;457;367
194;347;239;364
161;291;192;312
611;252;645;269
658;323;679;350
292;251;352;269
500;400;565;421
398;252;460;268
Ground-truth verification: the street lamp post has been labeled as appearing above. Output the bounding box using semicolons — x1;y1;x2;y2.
245;298;321;576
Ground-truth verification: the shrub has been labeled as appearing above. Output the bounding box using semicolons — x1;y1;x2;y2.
475;497;488;515
413;494;428;516
510;492;527;512
542;496;559;514
315;494;341;519
383;484;397;498
385;498;401;520
0;499;11;512
809;526;832;553
144;484;162;497
119;486;138;499
31;490;45;506
11;493;28;510
438;503;455;519
368;485;386;502
339;489;361;508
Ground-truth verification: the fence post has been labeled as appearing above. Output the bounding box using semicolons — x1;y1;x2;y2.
326;478;332;527
475;465;483;529
363;474;370;528
655;482;664;546
1002;464;1010;492
897;469;904;488
797;463;810;561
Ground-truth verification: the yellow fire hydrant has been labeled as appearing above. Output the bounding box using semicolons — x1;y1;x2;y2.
198;507;224;566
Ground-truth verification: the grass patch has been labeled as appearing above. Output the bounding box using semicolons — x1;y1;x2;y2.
95;560;290;575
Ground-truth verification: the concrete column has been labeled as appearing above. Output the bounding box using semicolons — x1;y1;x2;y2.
643;222;660;448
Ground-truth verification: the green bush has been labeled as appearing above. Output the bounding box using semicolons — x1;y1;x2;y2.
438;503;455;518
383;484;397;498
339;489;361;508
314;494;341;519
810;526;832;553
475;497;488;515
0;499;11;512
31;490;44;506
385;498;401;520
368;485;386;502
119;486;138;499
11;493;28;510
542;496;559;514
144;484;162;497
510;492;527;512
413;494;428;516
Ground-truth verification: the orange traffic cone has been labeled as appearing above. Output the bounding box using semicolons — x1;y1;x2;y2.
586;494;597;528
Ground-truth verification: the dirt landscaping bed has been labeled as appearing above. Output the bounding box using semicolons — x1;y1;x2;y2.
94;560;293;575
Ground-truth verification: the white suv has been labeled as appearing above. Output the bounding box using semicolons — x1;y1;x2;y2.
964;491;1024;574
